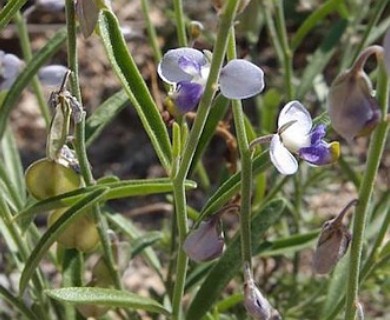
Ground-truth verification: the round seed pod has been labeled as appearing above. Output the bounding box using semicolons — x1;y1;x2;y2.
25;158;81;200
48;208;100;252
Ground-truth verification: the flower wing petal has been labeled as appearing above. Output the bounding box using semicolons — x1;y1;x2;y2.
219;59;264;99
158;48;206;84
278;100;312;135
270;134;298;175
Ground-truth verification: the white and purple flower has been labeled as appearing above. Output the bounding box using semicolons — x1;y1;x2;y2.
269;101;339;175
157;48;265;113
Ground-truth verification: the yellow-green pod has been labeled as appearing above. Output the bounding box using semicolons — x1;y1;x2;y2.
25;158;81;200
48;208;100;252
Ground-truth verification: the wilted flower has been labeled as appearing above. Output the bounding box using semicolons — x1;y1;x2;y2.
313;199;357;274
251;101;339;175
76;0;111;38
183;214;225;262
157;47;264;113
0;51;24;91
327;46;382;142
243;262;281;320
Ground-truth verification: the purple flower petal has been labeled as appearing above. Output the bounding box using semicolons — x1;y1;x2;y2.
38;65;69;87
310;124;326;145
0;51;24;91
270;134;298;175
299;143;331;166
219;59;264;99
175;81;204;113
158;48;207;84
178;55;201;77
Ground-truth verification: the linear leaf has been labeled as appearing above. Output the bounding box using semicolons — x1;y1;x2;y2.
0;0;27;30
98;9;172;171
0;28;67;139
45;287;171;316
19;187;109;294
0;285;39;320
85;89;129;147
187;199;286;320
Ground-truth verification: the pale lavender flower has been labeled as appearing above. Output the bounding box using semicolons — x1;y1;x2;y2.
38;65;69;87
183;215;225;262
0;51;24;91
157;48;264;113
268;101;339;175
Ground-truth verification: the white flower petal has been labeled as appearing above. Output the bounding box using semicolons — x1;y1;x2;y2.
270;134;298;175
157;48;207;84
278;100;312;152
38;65;69;87
219;59;264;99
278;100;312;133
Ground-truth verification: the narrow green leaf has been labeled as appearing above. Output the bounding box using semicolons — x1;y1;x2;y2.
85;89;129;147
0;285;39;320
0;28;67;139
103;178;197;200
190;95;230;174
291;0;346;51
0;0;27;30
16;178;196;228
187;199;286;320
296;19;347;99
259;230;319;257
45;287;171;316
131;231;163;258
199;151;270;220
98;9;172;171
107;213;162;276
19;187;109;294
1;126;26;208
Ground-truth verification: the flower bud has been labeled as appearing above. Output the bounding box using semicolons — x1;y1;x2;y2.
25;158;81;200
327;47;382;142
48;208;100;252
313;199;357;274
38;65;69;87
183;215;225;262
189;21;204;41
76;0;111;38
243;262;281;320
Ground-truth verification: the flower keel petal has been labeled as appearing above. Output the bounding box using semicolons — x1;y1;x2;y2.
175;81;204;113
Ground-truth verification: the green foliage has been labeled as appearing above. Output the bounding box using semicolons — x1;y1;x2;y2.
0;1;389;319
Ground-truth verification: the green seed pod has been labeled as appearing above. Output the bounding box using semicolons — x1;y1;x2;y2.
76;301;109;319
25;158;81;200
48;208;100;252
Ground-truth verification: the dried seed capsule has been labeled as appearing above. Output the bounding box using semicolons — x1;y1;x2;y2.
48;208;100;252
25;158;81;200
313;199;357;274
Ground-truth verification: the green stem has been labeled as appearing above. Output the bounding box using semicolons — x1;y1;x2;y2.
170;1;240;318
226;29;252;264
14;12;50;127
344;60;389;320
65;0;122;290
173;0;188;47
274;0;294;100
141;0;162;62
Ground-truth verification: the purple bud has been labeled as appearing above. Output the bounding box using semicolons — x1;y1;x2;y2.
183;215;224;262
243;263;281;320
327;46;382;142
313;199;357;274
